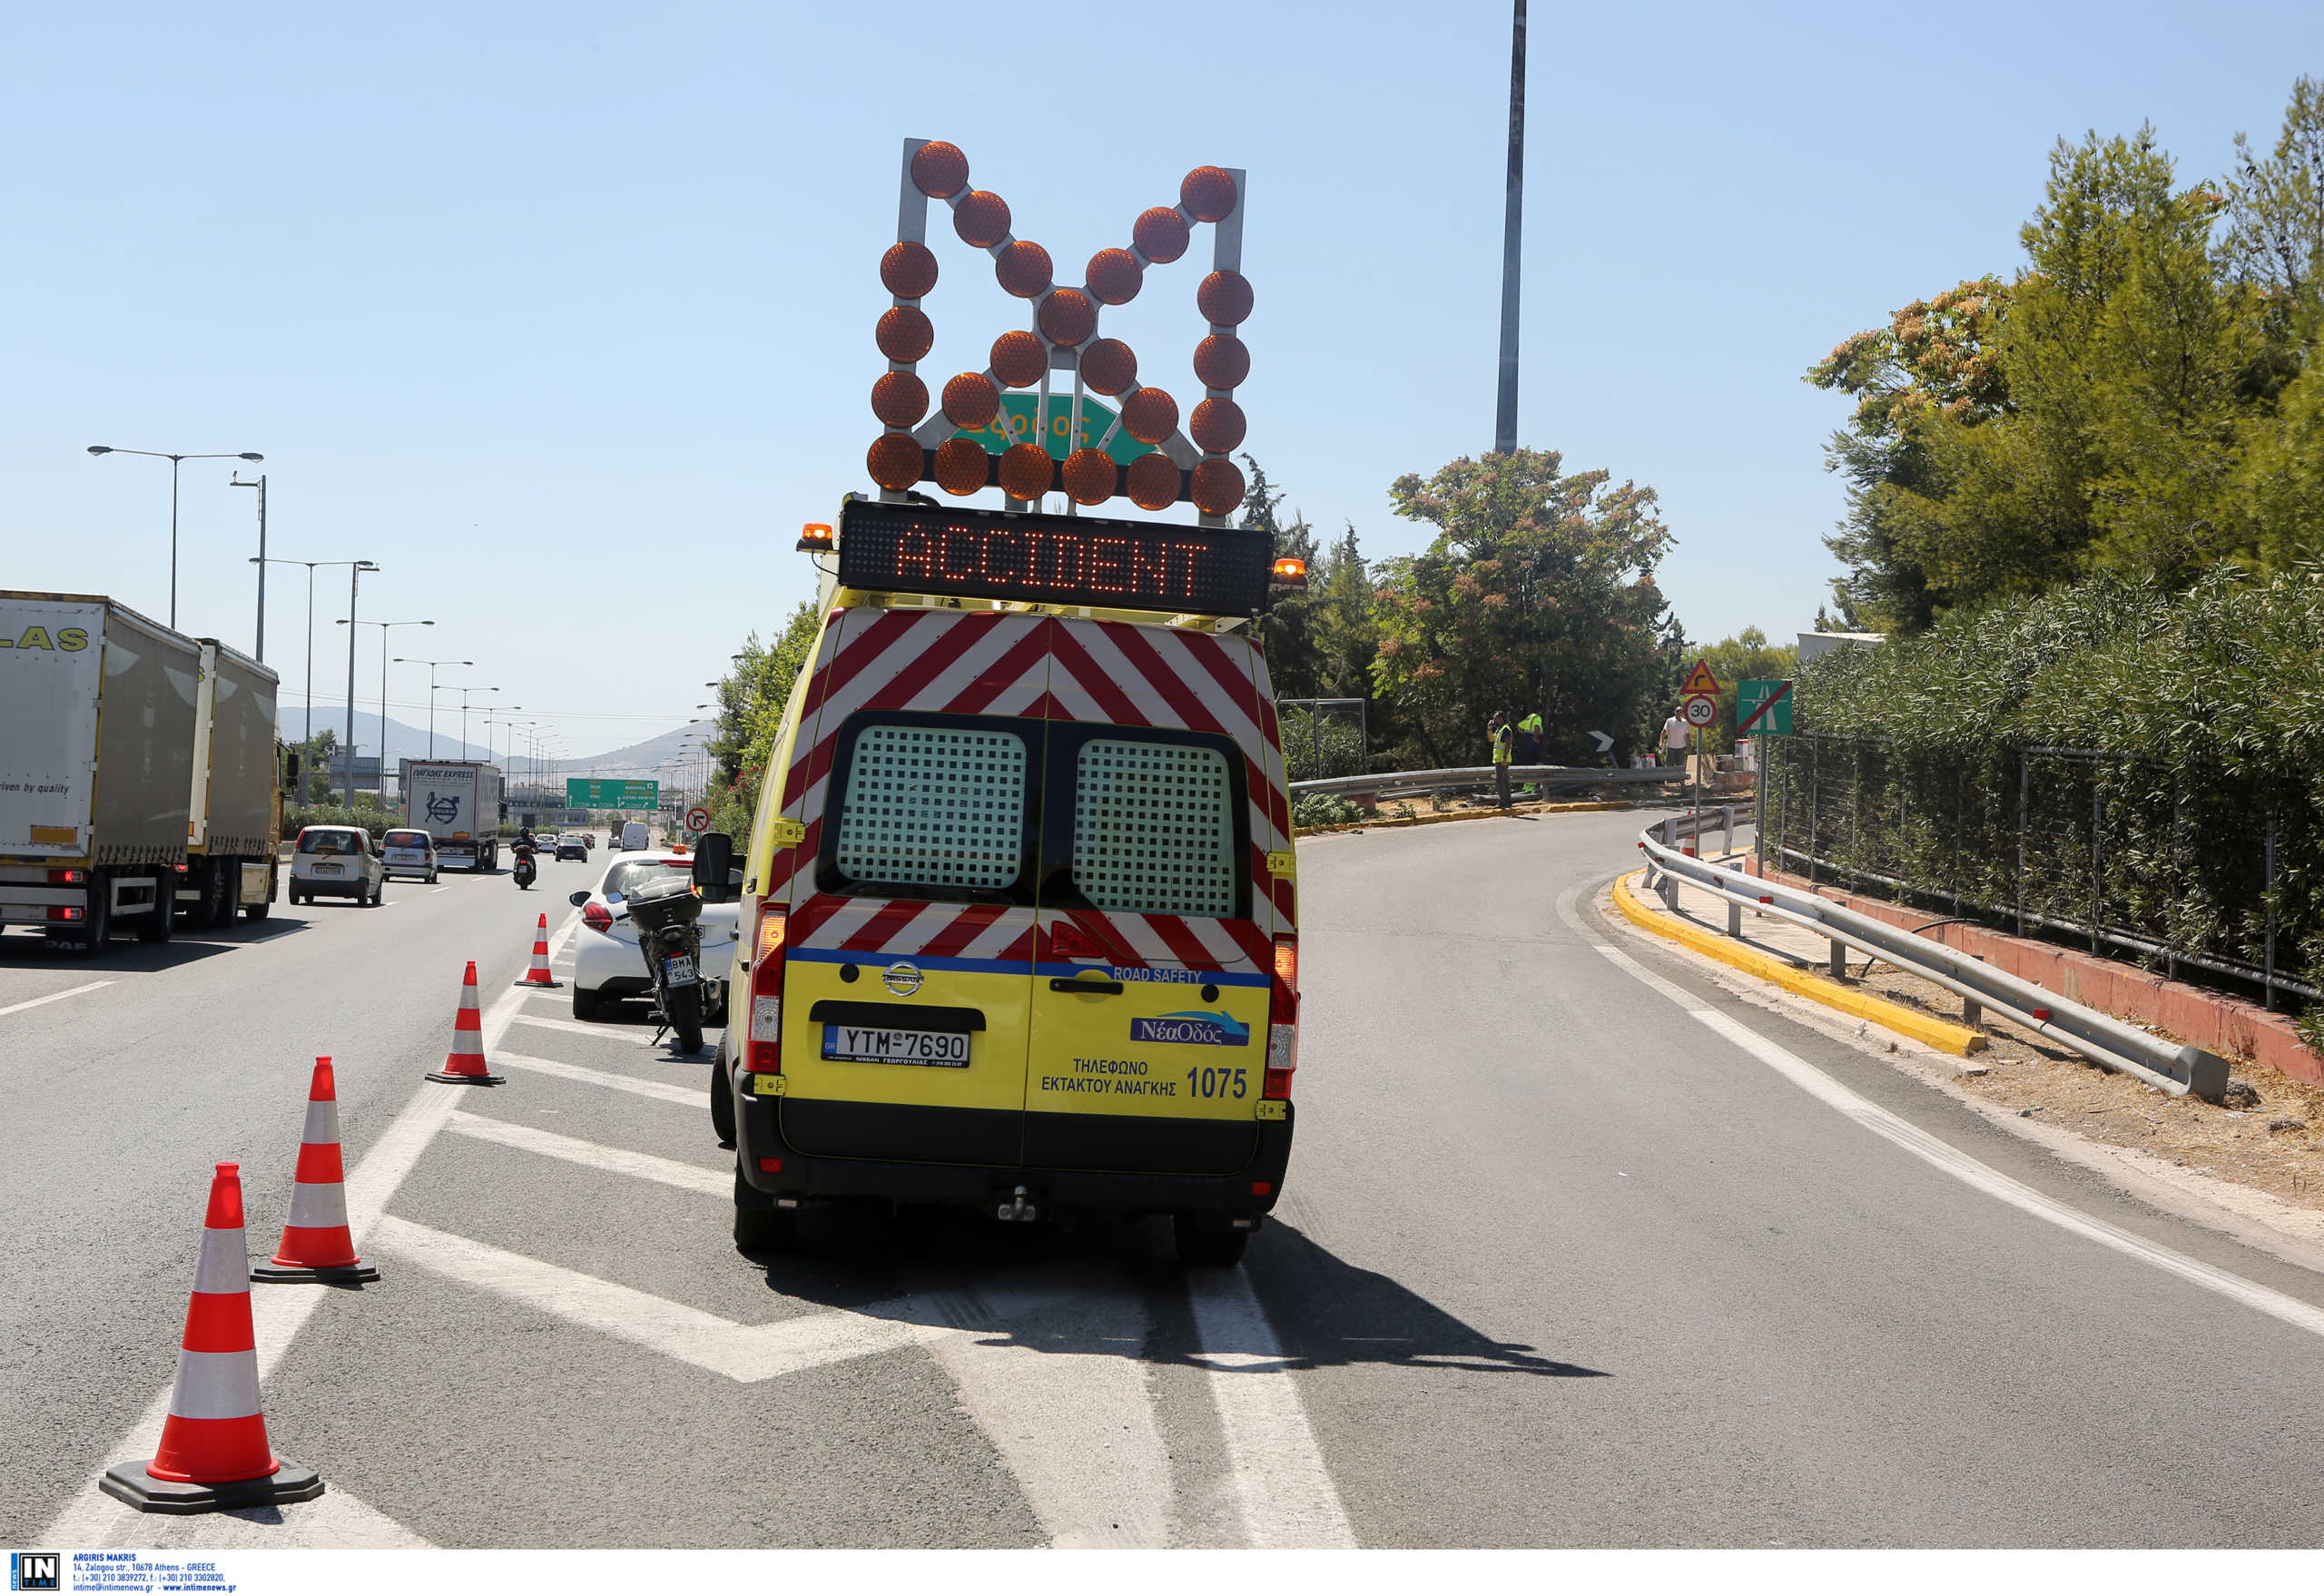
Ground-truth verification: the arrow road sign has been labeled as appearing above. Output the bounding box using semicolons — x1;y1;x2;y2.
1589;730;1614;754
685;806;712;832
1679;658;1722;698
1737;678;1793;735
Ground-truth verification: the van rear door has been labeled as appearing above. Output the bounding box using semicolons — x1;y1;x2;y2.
1024;621;1278;1176
774;609;1052;1167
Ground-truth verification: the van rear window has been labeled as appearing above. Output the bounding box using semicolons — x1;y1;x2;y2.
832;724;1028;892
1072;739;1235;917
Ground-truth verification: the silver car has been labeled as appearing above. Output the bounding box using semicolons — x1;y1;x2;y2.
288;826;385;907
380;827;440;883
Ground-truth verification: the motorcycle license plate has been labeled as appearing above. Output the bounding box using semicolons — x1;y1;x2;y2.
821;1026;970;1068
664;954;699;987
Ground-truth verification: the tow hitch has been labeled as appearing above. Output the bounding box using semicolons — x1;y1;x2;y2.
994;1185;1039;1224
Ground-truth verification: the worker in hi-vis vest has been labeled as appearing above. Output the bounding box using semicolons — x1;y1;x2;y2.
1489;711;1515;809
1516;710;1543;795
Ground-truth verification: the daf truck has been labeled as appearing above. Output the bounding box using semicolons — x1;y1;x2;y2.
0;592;200;952
172;638;283;925
399;759;504;872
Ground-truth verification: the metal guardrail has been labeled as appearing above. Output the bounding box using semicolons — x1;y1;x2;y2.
1291;764;1680;798
1638;816;2230;1101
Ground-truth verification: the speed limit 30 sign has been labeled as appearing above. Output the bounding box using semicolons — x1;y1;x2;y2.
1681;694;1717;728
684;805;712;832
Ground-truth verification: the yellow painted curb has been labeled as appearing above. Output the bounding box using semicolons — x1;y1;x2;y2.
1611;870;1986;1058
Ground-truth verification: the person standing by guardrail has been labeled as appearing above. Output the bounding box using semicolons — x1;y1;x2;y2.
1517;710;1543;797
1659;707;1689;768
1489;711;1515;808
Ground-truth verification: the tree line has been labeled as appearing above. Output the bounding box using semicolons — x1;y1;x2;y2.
1809;78;2324;630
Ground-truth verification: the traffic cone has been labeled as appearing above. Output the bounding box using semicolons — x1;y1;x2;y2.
426;961;504;1085
252;1059;379;1285
512;912;561;988
100;1163;324;1513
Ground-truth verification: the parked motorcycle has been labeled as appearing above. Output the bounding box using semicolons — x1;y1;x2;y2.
512;843;537;891
623;873;704;1053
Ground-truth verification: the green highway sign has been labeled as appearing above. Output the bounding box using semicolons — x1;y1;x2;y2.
1737;679;1794;736
566;777;660;808
950;393;1158;464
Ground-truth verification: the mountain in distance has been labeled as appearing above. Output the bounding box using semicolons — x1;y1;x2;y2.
274;704;488;764
557;723;706;780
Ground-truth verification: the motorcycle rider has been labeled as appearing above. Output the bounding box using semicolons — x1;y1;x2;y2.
514;823;540;887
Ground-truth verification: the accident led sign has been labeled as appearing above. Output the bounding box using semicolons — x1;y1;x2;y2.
837;499;1274;616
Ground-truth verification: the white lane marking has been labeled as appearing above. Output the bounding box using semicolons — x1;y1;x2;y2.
372;1217;1084;1384
1564;884;2324;1343
66;1478;434;1550
42;910;581;1548
0;980;112;1019
1187;1270;1355;1549
430;885;453;895
493;1049;702;1107
448;1110;726;1195
920;1281;1171;1548
514;1013;658;1047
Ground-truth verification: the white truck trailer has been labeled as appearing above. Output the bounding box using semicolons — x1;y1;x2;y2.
172;638;283;925
399;760;504;872
0;592;200;952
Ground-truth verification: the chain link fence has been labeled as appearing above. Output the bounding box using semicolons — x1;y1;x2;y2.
1760;732;2317;1010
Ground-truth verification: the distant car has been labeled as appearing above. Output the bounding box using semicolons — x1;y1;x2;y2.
619;820;650;852
556;835;588;862
568;853;740;1024
288;826;384;907
379;827;439;883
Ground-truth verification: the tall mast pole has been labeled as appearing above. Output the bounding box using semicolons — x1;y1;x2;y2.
1492;1;1528;456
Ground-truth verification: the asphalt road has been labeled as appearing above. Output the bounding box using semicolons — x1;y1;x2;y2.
8;814;2324;1547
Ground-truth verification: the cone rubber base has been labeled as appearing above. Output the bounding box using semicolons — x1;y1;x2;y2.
251;1260;379;1285
513;977;563;988
426;1069;504;1085
102;1458;323;1516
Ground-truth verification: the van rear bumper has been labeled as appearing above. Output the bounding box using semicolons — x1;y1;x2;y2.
734;1090;1291;1217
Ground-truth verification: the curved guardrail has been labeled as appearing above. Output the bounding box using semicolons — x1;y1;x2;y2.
1291;764;1680;798
1637;816;2230;1101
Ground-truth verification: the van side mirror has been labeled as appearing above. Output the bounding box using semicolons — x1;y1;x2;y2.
691;832;734;902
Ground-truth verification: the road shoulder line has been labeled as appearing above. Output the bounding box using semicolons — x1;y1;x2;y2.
1562;884;2324;1344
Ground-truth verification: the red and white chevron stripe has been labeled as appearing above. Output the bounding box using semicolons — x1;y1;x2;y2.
765;606;1294;967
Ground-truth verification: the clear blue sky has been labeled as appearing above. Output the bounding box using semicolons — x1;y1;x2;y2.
5;2;2316;759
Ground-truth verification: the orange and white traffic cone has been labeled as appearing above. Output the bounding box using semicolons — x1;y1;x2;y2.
101;1163;324;1513
512;912;561;988
253;1059;379;1285
426;961;503;1085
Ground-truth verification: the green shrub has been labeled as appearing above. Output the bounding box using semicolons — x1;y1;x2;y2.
1292;793;1364;829
1765;570;2324;1007
282;803;392;842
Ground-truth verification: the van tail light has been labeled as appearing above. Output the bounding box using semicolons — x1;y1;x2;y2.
1265;934;1298;1099
581;901;614;933
747;904;789;1074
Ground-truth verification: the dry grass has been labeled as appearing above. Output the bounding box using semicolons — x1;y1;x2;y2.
1842;959;2324;1211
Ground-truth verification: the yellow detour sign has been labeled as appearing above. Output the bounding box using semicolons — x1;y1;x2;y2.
1679;658;1721;697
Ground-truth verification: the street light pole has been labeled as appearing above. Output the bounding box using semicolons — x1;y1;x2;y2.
88;447;264;629
230;474;266;659
340;619;433;802
398;657;473;758
252;557;368;806
342;562;378;800
457;686;500;764
1492;0;1527;456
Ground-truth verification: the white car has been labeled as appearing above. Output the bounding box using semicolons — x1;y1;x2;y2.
288;825;384;907
379;827;439;883
568;852;739;1024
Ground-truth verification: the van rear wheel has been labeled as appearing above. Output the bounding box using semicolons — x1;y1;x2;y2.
1173;1213;1249;1267
710;1034;735;1148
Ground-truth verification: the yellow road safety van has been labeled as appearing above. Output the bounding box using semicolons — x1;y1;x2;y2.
704;498;1304;1265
